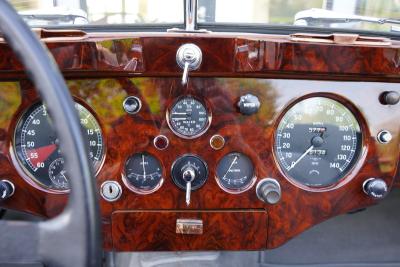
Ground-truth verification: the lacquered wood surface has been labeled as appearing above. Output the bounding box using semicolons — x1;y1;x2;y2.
1;33;400;81
0;77;398;250
112;211;268;251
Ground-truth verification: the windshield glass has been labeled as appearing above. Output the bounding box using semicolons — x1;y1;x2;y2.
10;0;184;25
10;0;400;33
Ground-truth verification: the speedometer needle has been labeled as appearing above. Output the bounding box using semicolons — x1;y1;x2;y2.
287;145;314;171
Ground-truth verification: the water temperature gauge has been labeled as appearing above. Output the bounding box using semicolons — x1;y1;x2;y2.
123;152;164;194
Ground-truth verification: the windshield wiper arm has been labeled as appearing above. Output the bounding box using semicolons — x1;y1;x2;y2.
294;8;400;27
19;7;88;26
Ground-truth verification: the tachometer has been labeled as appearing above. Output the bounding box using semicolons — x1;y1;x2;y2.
13;102;104;192
167;96;210;138
275;97;362;188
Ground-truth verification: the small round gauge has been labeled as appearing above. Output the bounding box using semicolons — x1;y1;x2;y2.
168;96;210;138
48;158;68;190
275;97;362;188
123;152;163;194
13;102;104;191
216;152;255;192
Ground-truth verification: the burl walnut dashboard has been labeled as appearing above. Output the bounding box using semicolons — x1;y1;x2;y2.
0;32;399;251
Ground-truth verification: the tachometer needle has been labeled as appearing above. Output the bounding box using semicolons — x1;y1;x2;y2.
287;145;314;171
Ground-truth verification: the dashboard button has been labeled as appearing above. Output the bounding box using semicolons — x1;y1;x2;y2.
237;94;260;115
377;130;392;144
363;178;388;199
123;96;142;114
0;180;14;201
380;91;399;105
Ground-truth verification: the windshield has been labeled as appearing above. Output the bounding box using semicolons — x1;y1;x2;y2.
10;0;400;33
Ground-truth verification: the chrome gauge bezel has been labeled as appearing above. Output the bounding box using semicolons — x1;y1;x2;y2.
215;151;257;194
272;94;366;192
166;96;212;139
122;152;164;195
11;100;106;194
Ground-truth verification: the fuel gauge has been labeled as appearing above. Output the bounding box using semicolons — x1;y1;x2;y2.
123;152;163;194
216;152;255;193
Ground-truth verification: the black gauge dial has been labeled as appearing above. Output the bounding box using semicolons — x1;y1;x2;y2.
13;102;104;191
168;97;210;138
171;155;208;191
48;158;68;190
216;152;255;192
123;152;163;194
275;97;362;187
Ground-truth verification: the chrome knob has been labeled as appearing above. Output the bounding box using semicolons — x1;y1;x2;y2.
0;180;14;201
380;91;399;105
377;130;392;144
176;44;202;86
256;178;281;204
363;178;388;199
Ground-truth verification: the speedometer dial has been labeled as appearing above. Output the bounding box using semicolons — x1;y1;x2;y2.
13;102;104;192
167;96;210;138
275;97;362;188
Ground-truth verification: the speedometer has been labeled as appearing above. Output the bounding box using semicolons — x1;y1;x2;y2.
13;102;105;192
275;97;362;188
167;96;210;138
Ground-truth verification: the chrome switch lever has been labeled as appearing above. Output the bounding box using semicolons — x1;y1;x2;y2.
176;44;202;86
182;166;196;206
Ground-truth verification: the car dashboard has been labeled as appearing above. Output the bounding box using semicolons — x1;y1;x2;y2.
0;31;399;251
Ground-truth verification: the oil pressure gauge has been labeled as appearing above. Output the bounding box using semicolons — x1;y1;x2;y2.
123;152;163;194
216;152;255;193
167;96;211;139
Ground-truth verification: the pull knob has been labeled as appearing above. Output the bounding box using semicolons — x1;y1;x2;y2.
380;91;400;105
176;44;202;86
363;178;388;199
0;180;14;201
256;178;281;204
182;167;196;206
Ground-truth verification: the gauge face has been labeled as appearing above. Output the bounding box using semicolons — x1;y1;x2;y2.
216;152;255;192
124;152;163;194
168;97;210;138
14;102;104;191
275;97;362;188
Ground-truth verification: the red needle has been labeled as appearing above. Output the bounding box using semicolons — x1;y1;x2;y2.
26;144;57;167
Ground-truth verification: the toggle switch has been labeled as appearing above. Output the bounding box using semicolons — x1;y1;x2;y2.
171;155;208;206
176;44;202;86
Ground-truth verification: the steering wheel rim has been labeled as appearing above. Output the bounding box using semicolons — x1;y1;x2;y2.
0;1;101;266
